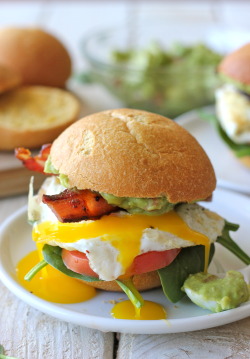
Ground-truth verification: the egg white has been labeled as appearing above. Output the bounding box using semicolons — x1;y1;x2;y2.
215;84;250;144
29;177;225;281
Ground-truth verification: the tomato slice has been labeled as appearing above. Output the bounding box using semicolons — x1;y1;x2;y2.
62;249;99;278
62;248;181;278
127;248;181;275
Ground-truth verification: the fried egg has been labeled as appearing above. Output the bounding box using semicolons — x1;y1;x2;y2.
28;177;225;281
215;84;250;144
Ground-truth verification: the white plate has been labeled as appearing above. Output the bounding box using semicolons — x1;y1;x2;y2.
175;107;250;195
0;188;249;334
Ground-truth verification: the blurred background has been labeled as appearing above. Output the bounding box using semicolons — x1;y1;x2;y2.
1;0;250;116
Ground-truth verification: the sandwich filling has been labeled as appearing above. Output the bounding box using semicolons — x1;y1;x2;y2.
29;176;225;281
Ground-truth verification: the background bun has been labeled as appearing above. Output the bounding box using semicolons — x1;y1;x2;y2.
0;86;80;150
0;64;21;93
50;108;216;203
218;43;250;85
81;271;161;292
0;27;71;87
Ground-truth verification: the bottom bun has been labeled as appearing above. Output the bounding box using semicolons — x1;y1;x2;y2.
81;271;161;292
0;86;80;150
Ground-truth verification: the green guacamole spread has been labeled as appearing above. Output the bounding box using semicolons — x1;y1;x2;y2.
44;156;175;214
44;156;70;188
101;192;174;215
182;270;249;313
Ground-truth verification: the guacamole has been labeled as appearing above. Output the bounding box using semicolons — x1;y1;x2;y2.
44;156;175;214
108;42;222;118
101;192;174;215
182;270;249;313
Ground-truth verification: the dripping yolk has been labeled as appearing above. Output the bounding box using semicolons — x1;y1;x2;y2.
16;250;96;304
33;210;211;275
111;300;167;320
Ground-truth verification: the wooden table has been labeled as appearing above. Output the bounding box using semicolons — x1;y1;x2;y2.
0;194;249;359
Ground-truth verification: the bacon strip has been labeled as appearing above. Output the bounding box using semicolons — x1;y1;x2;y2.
15;144;52;174
42;189;117;222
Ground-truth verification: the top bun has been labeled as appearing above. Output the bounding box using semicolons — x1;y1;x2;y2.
0;27;71;87
0;64;21;93
218;43;250;85
50;109;216;203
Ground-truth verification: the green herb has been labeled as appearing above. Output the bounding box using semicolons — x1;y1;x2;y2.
158;244;215;303
115;278;144;309
24;259;48;281
217;221;250;265
198;110;250;157
0;345;20;359
42;245;101;282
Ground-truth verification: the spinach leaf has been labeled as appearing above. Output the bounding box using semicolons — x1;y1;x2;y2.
158;244;214;303
24;259;48;281
115;278;144;309
42;245;101;282
217;221;250;265
198;110;250;157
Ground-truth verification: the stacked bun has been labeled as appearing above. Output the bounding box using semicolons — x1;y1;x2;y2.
215;43;250;168
0;27;80;150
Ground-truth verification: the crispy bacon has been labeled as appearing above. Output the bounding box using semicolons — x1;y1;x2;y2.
42;189;117;222
15;144;52;174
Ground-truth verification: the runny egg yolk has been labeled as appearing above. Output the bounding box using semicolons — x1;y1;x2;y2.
32;210;211;275
16;210;211;319
111;300;167;320
16;250;96;303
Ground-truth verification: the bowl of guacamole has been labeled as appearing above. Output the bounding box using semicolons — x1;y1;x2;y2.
80;25;223;118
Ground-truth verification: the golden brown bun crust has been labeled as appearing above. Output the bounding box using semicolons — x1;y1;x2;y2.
0;27;71;87
0;64;21;93
218;43;250;85
0;86;80;150
51;109;216;203
81;271;161;292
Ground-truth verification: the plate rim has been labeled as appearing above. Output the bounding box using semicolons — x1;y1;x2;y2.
0;191;250;334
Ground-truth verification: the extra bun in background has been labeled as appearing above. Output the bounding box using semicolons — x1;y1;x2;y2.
0;86;80;150
215;43;250;169
0;64;21;94
50;108;216;204
0;27;72;88
218;43;250;85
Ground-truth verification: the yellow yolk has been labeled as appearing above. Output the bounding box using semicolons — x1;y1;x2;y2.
111;300;167;320
16;250;96;303
33;211;211;275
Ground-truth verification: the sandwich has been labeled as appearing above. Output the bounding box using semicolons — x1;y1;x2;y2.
15;109;249;318
215;43;250;168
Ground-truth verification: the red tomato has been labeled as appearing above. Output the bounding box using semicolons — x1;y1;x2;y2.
62;248;181;278
62;249;99;277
